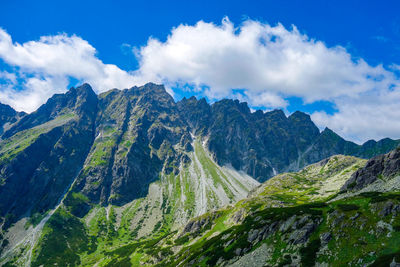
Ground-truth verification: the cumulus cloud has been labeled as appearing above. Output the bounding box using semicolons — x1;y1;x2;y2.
1;18;400;142
0;28;142;112
134;17;397;104
0;75;68;112
133;18;400;143
312;89;400;143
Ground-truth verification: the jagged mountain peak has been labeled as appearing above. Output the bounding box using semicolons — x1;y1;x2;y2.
127;82;170;96
211;98;251;115
288;110;311;121
179;95;208;106
69;83;95;95
264;108;286;118
177;91;399;180
362;139;378;146
0;102;26;118
99;83;176;112
361;137;397;147
188;95;197;101
321;126;335;134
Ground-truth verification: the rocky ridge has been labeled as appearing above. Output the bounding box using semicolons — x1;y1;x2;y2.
178;96;400;181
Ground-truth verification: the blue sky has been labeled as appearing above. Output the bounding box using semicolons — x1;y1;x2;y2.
0;0;400;143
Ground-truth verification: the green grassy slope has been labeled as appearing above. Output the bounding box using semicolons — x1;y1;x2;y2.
0;113;76;164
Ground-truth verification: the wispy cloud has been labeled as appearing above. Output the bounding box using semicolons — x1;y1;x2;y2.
372;35;389;42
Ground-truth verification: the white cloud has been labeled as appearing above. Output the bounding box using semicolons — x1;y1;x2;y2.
312;89;400;143
0;71;16;83
133;17;400;143
0;75;67;112
247;91;288;108
134;17;397;104
0;18;400;143
0;28;142;112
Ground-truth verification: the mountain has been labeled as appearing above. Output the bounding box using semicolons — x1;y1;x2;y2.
0;84;259;266
0;83;399;266
178;96;400;180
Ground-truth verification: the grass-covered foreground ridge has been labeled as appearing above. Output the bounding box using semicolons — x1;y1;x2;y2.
157;150;400;266
160;192;400;266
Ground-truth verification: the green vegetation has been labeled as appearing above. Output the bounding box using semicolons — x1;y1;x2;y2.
22;153;375;266
87;137;116;167
156;193;400;266
0;113;76;163
336;203;360;211
255;155;367;206
64;192;90;217
31;207;94;267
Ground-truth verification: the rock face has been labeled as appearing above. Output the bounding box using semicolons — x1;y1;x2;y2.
342;147;400;191
71;83;191;207
178;97;399;181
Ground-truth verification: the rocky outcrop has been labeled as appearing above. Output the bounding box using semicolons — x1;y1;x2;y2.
178;97;399;182
177;96;212;135
342;147;400;192
179;211;222;238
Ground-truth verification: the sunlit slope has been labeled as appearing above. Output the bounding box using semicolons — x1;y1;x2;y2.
250;155;367;206
155;152;400;267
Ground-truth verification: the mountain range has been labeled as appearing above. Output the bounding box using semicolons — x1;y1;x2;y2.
0;83;399;266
